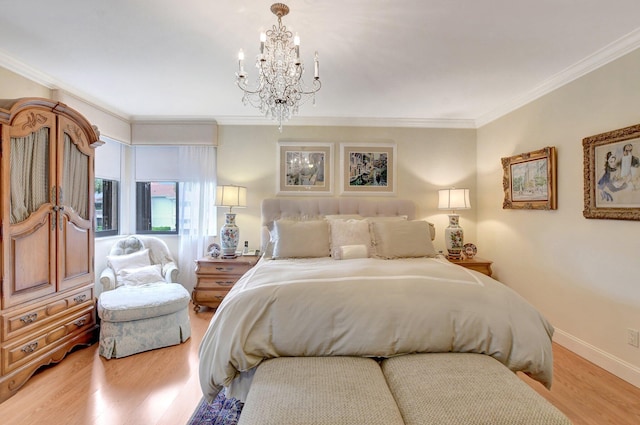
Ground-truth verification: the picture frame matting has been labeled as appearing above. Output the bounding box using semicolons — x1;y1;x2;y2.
276;141;333;196
339;142;397;195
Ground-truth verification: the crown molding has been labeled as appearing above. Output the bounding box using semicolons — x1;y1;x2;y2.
476;27;640;128
214;115;477;129
0;50;133;122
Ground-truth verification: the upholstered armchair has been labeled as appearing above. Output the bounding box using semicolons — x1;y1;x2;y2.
99;235;179;291
97;235;191;359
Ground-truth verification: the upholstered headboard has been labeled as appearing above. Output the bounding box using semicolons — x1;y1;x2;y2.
261;198;433;249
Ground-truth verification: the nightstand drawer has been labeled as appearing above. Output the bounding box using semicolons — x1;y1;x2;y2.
197;277;238;289
196;263;252;276
192;289;229;308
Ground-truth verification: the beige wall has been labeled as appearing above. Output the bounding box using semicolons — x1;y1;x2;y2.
0;67;50;98
215;125;477;253
477;48;640;386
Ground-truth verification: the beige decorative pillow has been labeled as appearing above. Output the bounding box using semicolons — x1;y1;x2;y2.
329;219;371;259
273;219;330;259
371;220;437;259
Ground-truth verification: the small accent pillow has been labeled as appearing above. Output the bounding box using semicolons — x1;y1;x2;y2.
118;264;164;286
338;244;369;260
371;220;437;259
107;248;152;287
329;219;371;259
273;219;330;259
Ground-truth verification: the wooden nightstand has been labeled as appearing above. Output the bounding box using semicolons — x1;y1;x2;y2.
448;256;493;277
192;256;259;312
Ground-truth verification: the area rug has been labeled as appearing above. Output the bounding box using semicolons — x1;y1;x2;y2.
187;389;244;425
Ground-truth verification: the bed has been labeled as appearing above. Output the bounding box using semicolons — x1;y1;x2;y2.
197;198;555;413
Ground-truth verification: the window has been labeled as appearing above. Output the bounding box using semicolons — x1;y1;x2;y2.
136;181;179;234
95;178;119;237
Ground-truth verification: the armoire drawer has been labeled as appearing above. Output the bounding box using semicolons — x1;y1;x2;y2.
2;306;95;374
2;287;94;342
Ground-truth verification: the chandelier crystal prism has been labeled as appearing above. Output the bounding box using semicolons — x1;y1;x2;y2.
236;3;321;131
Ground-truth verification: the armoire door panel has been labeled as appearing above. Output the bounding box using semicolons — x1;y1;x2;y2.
3;213;56;309
57;214;92;292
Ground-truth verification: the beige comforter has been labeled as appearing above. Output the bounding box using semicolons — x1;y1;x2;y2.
198;257;554;402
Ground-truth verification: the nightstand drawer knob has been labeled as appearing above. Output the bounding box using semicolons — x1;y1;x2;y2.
216;280;235;286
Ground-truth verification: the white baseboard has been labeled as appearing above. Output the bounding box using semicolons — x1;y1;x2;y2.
554;328;640;388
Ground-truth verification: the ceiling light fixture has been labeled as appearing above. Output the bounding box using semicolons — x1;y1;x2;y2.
236;3;321;131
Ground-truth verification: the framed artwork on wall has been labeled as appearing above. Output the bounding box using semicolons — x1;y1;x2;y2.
583;123;640;220
501;146;557;210
277;141;333;195
339;142;396;195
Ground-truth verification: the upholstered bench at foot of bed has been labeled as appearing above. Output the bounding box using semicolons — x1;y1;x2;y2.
381;353;572;425
237;357;405;425
97;283;191;359
238;354;571;425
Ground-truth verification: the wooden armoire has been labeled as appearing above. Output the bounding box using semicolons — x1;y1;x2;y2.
0;98;101;402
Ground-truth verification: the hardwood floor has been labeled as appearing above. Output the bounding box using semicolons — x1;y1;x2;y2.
0;305;639;425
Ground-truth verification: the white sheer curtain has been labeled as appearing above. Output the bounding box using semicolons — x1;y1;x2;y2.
177;146;217;292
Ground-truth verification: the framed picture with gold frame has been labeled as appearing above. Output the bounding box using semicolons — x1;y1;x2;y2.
339;142;396;195
277;141;333;195
583;123;640;220
501;146;557;210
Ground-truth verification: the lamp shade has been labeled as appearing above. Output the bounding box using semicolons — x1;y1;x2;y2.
215;185;247;209
438;188;471;211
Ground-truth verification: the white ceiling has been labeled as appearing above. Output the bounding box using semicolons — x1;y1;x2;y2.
1;0;640;128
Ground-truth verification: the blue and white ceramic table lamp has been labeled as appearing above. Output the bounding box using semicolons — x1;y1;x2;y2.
215;185;247;259
438;188;471;260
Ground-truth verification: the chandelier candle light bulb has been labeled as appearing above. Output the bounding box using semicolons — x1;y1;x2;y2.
237;49;245;76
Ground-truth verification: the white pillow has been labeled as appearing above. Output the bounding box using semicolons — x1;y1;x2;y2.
273;219;330;259
371;220;437;259
118;264;164;286
337;244;369;260
107;248;151;273
329;219;371;259
107;249;152;287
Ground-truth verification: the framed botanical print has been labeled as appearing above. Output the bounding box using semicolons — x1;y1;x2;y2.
339;142;396;195
583;123;640;220
502;146;557;210
277;141;333;195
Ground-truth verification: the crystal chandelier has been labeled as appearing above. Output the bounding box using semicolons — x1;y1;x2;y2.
236;3;321;131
